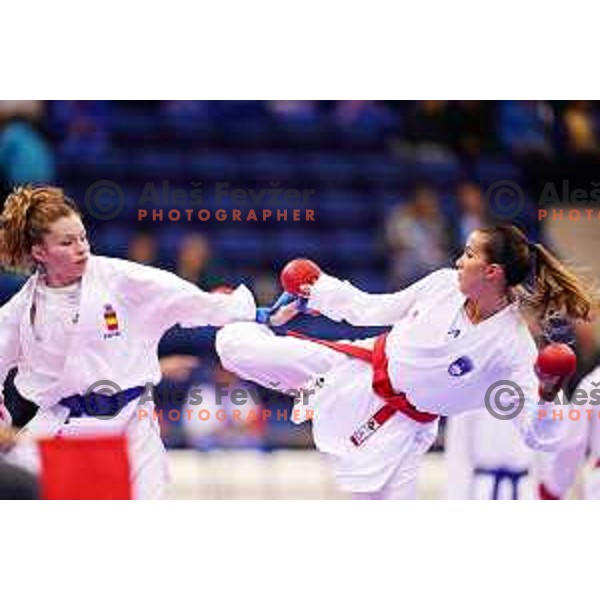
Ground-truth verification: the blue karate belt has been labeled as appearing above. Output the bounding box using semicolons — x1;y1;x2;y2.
59;386;146;419
473;467;529;500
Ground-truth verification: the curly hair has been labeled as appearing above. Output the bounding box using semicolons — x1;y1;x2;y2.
0;185;80;272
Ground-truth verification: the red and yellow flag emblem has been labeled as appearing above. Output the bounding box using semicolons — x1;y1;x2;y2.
104;304;119;333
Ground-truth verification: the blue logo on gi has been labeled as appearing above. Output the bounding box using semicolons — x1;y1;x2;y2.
448;356;474;377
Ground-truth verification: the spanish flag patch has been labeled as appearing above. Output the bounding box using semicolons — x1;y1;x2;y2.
104;304;119;333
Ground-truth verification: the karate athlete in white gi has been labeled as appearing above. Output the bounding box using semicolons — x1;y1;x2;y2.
444;410;534;500
0;186;255;499
535;364;600;500
217;225;593;499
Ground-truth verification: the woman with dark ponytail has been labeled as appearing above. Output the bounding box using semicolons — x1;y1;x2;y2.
216;224;596;499
476;224;593;325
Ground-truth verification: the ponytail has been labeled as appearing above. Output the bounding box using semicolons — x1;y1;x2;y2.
527;242;594;322
479;224;596;323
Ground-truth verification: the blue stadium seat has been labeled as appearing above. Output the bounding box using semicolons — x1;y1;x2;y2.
128;150;185;179
74;180;138;223
317;191;376;228
347;270;389;293
167;115;217;143
222;120;273;147
327;231;378;268
356;154;408;186
111;113;157;139
118;186;148;220
437;194;461;224
213;231;267;265
273;115;326;148
238;152;296;181
157;228;190;266
66;150;129;180
372;188;411;213
0;273;27;304
189;153;239;180
215;101;266;121
270;231;326;263
90;225;132;259
474;159;521;186
333;106;402;149
414;154;463;187
299;152;356;184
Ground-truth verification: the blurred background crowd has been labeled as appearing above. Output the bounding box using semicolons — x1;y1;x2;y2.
2;100;600;458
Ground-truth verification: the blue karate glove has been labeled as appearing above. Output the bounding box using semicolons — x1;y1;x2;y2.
255;292;309;325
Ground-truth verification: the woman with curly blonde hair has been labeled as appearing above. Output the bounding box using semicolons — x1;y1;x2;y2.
0;185;256;498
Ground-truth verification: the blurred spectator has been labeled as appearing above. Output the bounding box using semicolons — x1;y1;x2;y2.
405;101;452;154
127;231;158;266
176;233;223;290
454;181;490;246
48;101;110;159
252;271;280;306
0;101;45;122
180;363;265;450
563;101;599;155
0;103;55;186
449;101;496;158
498;101;554;157
160;355;201;382
385;184;451;285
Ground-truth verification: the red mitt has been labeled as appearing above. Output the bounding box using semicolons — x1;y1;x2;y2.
280;258;321;297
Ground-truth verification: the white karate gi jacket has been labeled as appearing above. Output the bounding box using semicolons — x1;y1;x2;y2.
307;268;564;454
0;254;256;434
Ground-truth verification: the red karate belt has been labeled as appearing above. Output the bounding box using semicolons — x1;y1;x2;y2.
287;331;438;446
39;435;132;500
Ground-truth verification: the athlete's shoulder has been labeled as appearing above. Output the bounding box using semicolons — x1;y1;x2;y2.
91;255;195;301
416;268;459;291
91;255;165;279
90;254;138;271
432;268;458;284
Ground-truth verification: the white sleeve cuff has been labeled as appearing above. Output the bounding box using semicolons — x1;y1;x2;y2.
306;273;345;313
230;284;257;321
